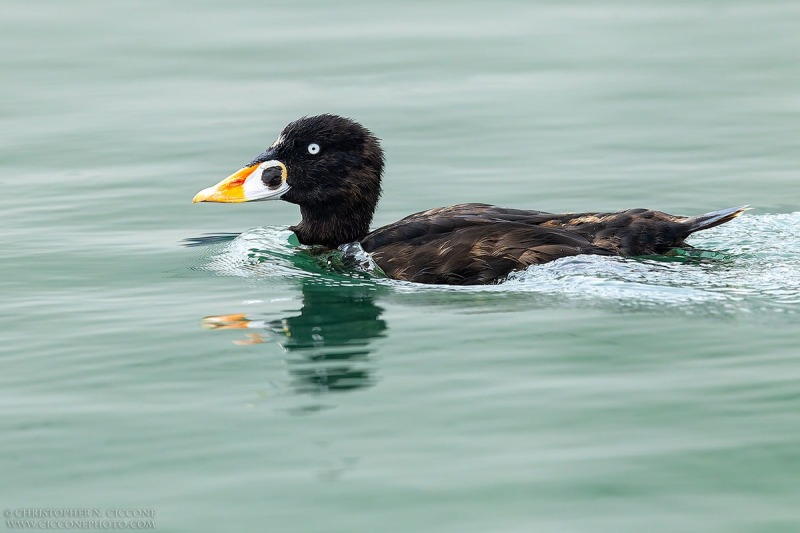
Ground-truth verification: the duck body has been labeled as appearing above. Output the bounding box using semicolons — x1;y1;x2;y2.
360;203;746;284
193;114;748;286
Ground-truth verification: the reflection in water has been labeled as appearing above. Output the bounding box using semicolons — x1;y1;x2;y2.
203;279;387;396
182;233;241;247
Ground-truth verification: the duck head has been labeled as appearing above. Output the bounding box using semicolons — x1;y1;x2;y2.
193;114;384;247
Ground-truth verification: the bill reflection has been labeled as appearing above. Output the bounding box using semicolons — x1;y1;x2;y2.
202;279;387;396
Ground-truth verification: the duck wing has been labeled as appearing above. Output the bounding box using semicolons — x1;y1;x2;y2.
362;204;615;284
361;203;558;250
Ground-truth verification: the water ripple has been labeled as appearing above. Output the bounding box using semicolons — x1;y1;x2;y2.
194;213;800;314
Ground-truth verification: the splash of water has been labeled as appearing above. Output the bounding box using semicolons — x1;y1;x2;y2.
505;213;800;313
201;226;385;281
194;213;800;314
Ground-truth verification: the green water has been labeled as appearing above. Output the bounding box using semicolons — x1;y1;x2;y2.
3;1;800;531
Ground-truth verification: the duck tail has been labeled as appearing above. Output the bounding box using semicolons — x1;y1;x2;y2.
683;205;750;234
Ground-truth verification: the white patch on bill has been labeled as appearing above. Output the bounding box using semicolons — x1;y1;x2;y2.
257;160;284;171
243;160;290;201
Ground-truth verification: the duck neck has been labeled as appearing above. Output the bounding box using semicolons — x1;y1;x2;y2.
291;204;373;248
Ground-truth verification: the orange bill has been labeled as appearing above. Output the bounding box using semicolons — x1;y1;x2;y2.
192;164;257;203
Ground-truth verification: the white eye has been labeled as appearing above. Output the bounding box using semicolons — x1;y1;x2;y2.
307;143;320;155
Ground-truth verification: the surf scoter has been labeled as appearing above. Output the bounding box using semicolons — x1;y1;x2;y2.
192;114;748;285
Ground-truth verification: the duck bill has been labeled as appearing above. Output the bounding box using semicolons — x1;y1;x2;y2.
192;164;255;203
193;159;291;203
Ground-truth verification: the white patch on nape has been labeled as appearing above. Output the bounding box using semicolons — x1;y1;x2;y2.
269;134;285;149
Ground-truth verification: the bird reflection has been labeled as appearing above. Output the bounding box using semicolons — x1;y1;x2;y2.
202;279;387;396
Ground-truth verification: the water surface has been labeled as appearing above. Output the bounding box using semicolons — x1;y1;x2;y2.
2;1;800;531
